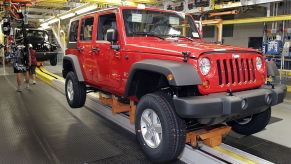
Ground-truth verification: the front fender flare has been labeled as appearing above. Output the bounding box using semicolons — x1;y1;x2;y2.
63;55;84;81
124;59;201;97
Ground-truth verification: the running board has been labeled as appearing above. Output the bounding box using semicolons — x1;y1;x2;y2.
50;79;273;164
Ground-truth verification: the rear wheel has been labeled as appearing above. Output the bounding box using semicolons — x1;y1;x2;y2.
65;71;86;108
135;92;186;163
227;108;271;135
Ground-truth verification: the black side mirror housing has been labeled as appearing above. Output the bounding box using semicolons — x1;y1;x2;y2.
106;28;118;42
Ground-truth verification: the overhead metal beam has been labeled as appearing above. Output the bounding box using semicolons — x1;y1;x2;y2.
186;0;283;14
223;14;291;25
27;14;52;19
214;0;283;10
28;8;67;14
34;2;83;9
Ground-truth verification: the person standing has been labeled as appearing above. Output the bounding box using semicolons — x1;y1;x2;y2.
13;44;30;92
28;44;37;84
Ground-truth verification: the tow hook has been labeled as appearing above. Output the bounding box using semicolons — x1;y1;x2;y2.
227;89;233;96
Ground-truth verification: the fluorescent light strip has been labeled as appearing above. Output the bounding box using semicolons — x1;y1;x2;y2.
60;13;76;20
41;23;48;27
75;5;97;15
41;26;51;30
47;18;59;25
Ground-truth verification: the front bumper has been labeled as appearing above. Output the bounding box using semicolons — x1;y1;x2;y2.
173;84;287;124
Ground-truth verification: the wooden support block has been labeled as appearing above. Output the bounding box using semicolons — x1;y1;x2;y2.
99;93;113;106
186;132;197;148
129;101;136;124
186;125;231;148
203;136;222;147
112;96;131;113
98;94;136;123
199;126;231;141
37;61;44;67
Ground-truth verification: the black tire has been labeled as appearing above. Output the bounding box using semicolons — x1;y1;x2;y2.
65;71;86;108
50;56;57;66
227;108;271;135
135;92;186;163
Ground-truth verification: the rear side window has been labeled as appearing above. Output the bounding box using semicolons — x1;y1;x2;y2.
80;17;94;41
69;20;79;42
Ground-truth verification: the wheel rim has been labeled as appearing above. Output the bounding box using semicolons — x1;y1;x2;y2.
67;80;74;101
140;108;162;148
235;115;253;125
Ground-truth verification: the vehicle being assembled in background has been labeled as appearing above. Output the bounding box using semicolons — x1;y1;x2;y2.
15;28;58;66
62;6;287;162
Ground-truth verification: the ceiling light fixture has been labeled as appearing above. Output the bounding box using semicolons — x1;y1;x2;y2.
60;13;76;20
40;23;50;30
75;5;97;15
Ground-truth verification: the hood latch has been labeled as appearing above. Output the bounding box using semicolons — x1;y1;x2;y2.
182;51;191;63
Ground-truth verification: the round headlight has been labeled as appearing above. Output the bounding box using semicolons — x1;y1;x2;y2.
199;58;211;75
256;57;262;70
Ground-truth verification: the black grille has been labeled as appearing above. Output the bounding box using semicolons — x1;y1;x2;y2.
34;44;49;52
216;58;256;85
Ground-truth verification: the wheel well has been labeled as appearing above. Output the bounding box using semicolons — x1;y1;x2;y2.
63;59;74;78
127;70;169;99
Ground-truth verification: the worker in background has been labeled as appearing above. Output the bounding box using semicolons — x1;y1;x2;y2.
28;44;36;84
13;44;30;92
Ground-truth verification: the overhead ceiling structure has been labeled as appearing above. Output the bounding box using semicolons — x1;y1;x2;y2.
23;0;157;22
163;0;285;14
35;0;158;29
2;0;156;26
26;0;84;22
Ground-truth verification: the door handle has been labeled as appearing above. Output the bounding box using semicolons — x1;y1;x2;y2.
77;46;84;52
114;52;121;59
91;47;100;53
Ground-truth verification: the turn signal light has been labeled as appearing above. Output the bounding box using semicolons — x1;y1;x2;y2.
202;80;210;89
167;74;174;81
261;74;266;82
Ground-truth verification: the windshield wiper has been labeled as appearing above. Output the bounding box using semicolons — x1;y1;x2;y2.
163;34;193;41
132;32;165;40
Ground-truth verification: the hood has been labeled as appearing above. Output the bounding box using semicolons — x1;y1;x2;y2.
124;38;261;58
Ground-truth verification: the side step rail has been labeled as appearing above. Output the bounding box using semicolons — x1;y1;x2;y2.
36;67;274;164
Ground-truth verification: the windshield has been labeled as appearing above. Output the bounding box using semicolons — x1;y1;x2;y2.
122;9;200;39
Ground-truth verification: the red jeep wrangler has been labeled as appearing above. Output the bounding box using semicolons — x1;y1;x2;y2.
63;6;286;162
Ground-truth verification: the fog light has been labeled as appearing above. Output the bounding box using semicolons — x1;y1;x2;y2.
241;99;247;110
265;94;272;105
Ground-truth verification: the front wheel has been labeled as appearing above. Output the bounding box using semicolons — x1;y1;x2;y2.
135;92;186;163
50;56;57;66
65;72;86;108
227;108;271;135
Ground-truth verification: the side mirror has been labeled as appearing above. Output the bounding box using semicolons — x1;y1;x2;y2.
106;28;118;42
